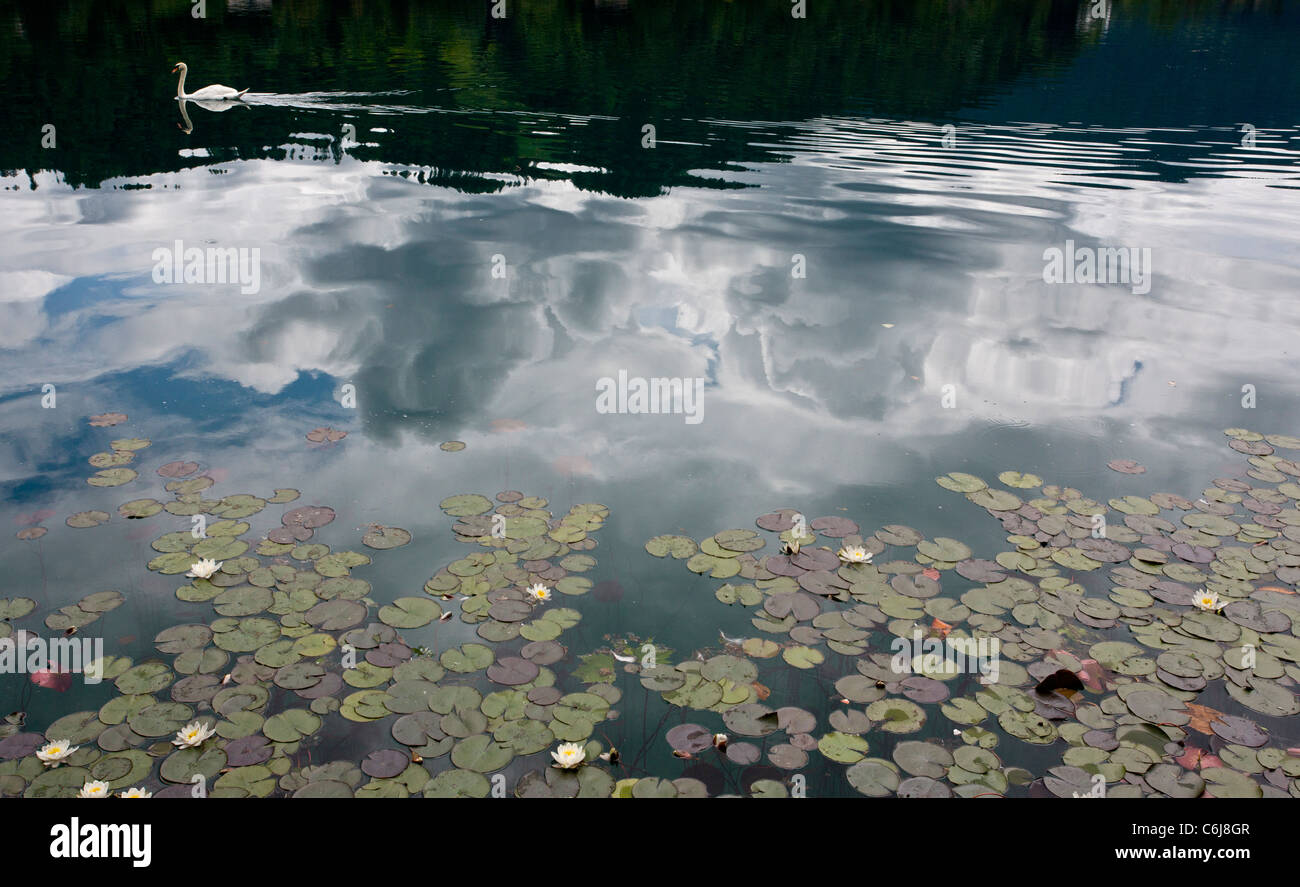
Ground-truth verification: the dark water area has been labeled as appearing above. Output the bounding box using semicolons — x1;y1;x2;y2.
1;0;1299;799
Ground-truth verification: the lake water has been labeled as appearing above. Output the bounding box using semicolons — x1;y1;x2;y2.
2;0;1300;798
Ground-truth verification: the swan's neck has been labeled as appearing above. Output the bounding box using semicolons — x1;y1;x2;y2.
176;67;187;99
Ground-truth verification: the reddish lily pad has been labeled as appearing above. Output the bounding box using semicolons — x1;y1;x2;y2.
361;749;410;778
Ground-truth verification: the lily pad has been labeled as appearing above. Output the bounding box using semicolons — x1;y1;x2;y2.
378;597;441;629
87;468;137;487
845;758;900;797
362;526;412;550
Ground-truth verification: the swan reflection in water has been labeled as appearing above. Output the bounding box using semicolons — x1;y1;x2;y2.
175;98;247;133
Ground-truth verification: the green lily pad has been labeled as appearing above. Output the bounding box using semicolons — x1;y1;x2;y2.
90;749;153;789
213;585;273;617
782;646;825;669
118;499;163;518
115;662;174;695
846;758;900;796
998;709;1060;743
1052;548;1104;571
313;551;372;577
87;468;138;487
25;765;91;798
212;617;281;653
66;511;111;528
362;526;412;550
892;741;954;778
160;745;226;785
441;643;495;673
817;732;870;764
426;769;491;798
967;489;1022;511
450;735;514;773
263;709;321;743
379;597;442;628
440;494;494;517
917;537;972;561
937;473;987;493
865;699;926;733
45;710;105;745
998;471;1043;489
645;535;700;558
1200;767;1263;799
214;764;276;797
126;702;193;738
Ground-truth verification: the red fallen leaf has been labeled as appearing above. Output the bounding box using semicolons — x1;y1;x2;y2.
1076;659;1107;693
553;454;596;477
15;509;55;526
751;681;771;701
1176;746;1203;769
931;617;953;638
922;567;941;581
31;668;72;692
1199;754;1224;770
306;427;347;443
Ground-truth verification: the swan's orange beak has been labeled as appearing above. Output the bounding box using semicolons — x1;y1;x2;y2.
171;64;180;73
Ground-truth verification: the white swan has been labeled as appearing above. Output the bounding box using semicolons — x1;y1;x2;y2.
172;62;248;101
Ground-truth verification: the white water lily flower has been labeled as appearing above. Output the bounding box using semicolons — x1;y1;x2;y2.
527;583;552;603
78;780;111;798
1193;589;1227;612
119;786;153;798
186;558;223;579
550;742;585;769
837;545;872;564
172;720;216;748
36;740;79;767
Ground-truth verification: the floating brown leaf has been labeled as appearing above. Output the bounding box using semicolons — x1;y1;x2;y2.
1185;702;1226;735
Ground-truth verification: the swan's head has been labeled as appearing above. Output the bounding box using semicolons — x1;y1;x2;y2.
171;62;186;74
